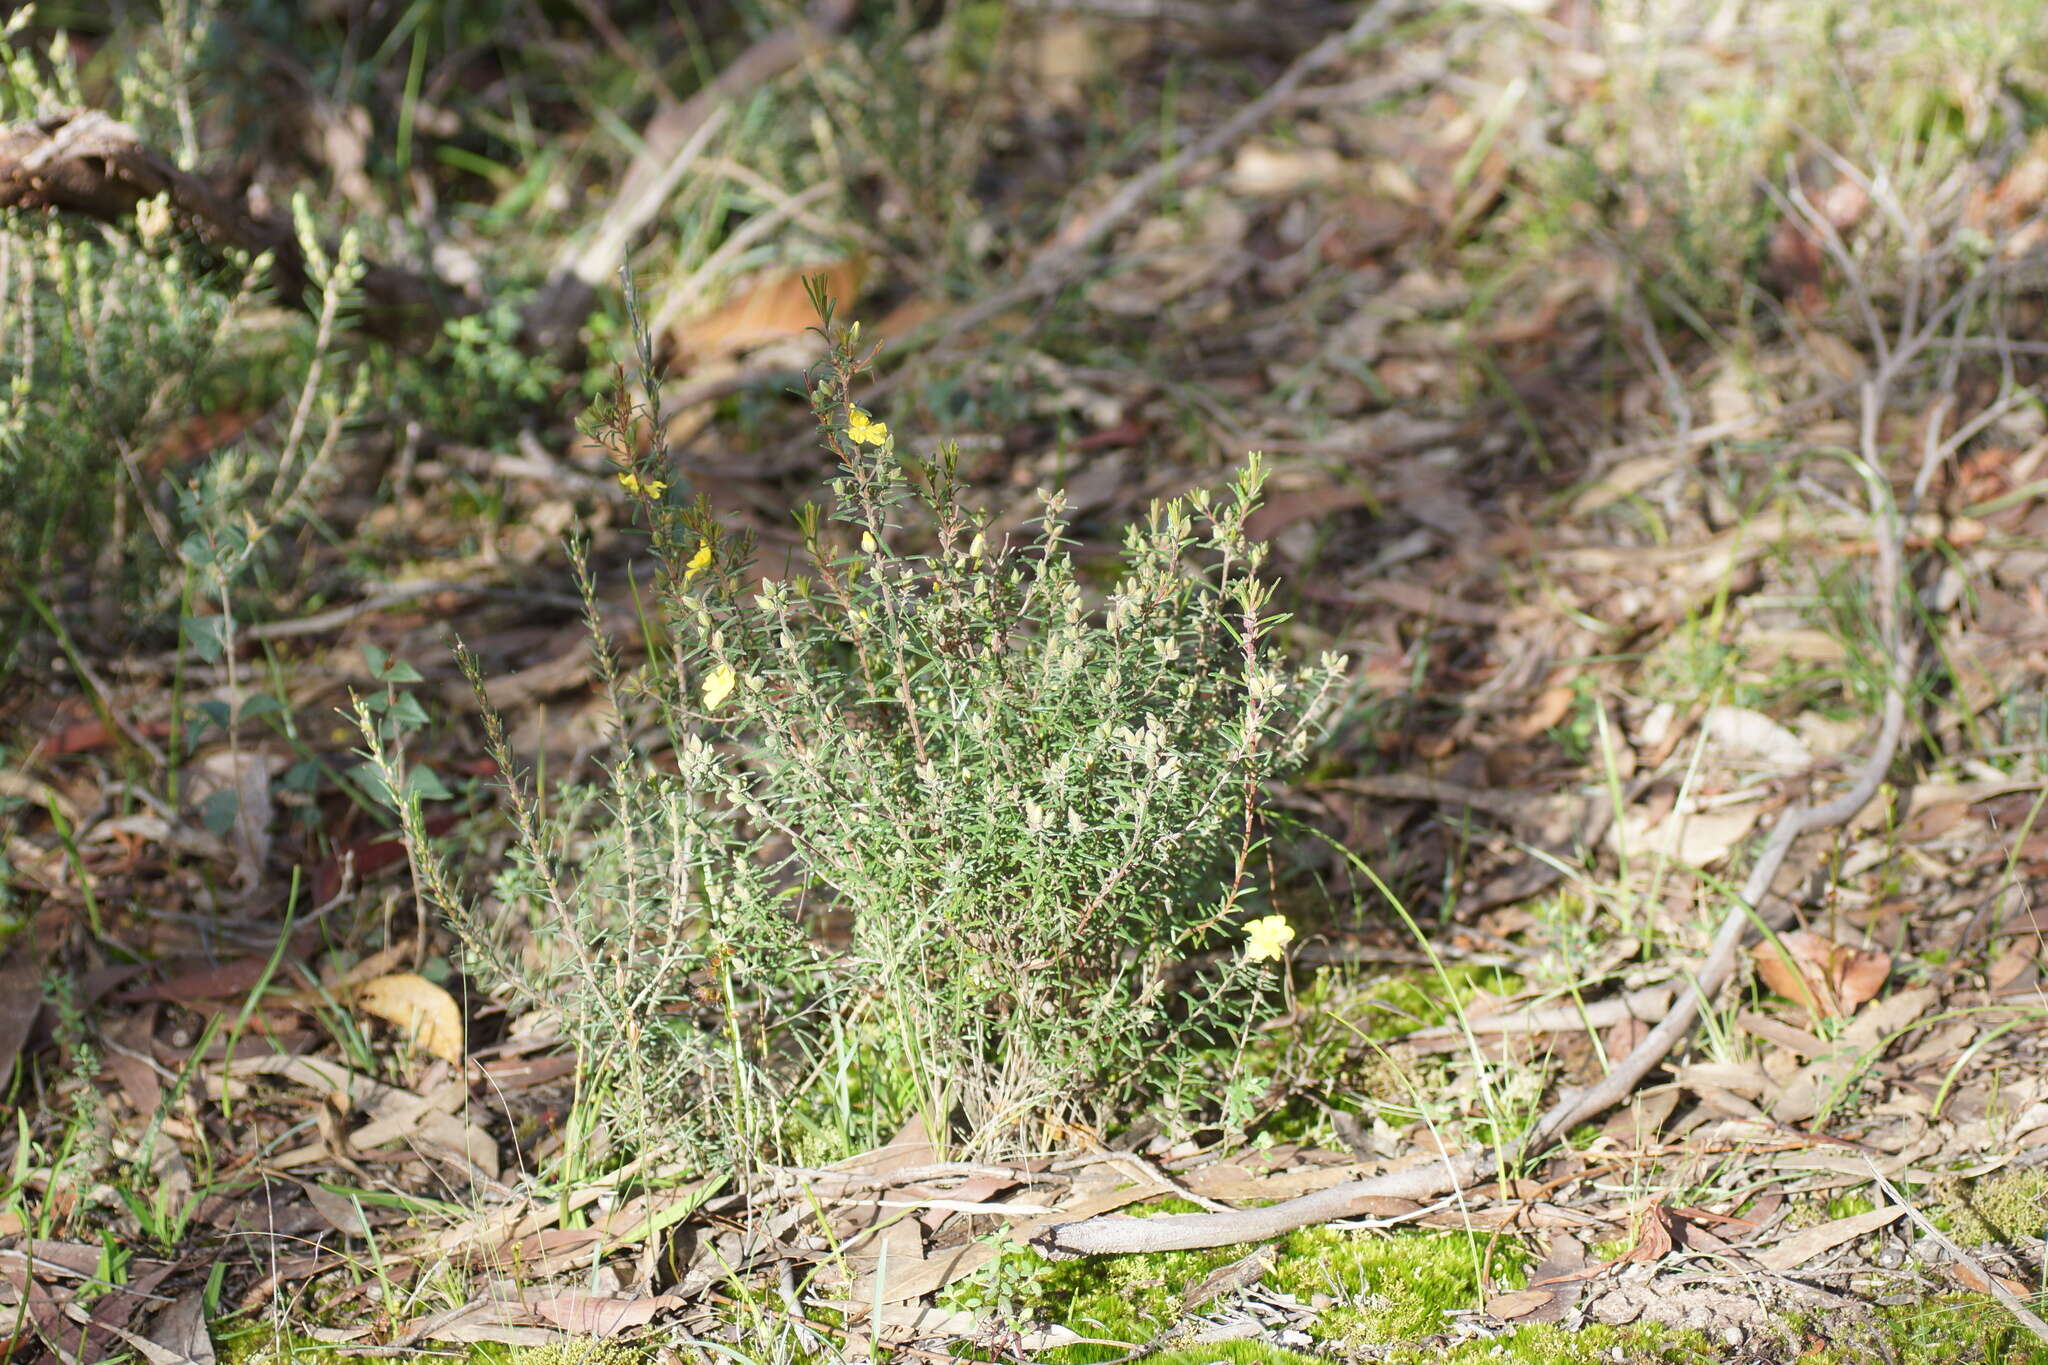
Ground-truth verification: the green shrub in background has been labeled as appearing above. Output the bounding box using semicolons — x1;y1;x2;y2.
376;295;1343;1168
0;210;253;591
1;7;367;642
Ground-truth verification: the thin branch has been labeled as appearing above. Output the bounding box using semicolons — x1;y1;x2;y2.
1864;1158;2048;1346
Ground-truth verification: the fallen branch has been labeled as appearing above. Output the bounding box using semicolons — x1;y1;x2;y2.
1864;1157;2048;1346
0;109;455;346
1401;986;1674;1042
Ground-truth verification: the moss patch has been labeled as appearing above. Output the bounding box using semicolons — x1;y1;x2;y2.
1936;1169;2048;1248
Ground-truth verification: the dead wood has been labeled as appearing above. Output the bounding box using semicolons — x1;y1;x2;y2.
0;108;457;347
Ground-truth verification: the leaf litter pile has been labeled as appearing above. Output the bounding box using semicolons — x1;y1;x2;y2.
5;2;2048;1362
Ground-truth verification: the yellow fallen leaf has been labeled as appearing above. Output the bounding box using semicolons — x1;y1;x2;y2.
353;972;464;1063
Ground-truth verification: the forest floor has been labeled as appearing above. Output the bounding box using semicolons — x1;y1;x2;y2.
6;2;2048;1363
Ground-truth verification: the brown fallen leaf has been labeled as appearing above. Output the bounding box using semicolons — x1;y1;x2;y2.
526;1292;686;1337
0;959;43;1097
1753;1206;1905;1271
1485;1290;1557;1321
1615;799;1763;868
1951;1261;2036;1298
664;259;867;364
1751;930;1891;1021
146;1290;216;1365
1506;685;1577;741
1621;1202;1677;1265
1182;1243;1277;1311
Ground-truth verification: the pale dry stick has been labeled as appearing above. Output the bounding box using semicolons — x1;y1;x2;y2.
241;580;585;641
1910;382;2041;514
695;157;891;257
1051;1150;1233;1214
1775;167;1892;373
1401;987;1673;1041
1862;1158;2048;1346
1626;279;1693;444
1581;380;1860;467
521;0;860;358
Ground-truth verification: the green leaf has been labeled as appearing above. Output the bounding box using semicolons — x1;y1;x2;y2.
199;788;240;835
349;761;396;809
181;615;228;663
387;692;430;730
405;764;453;801
280;759;323;793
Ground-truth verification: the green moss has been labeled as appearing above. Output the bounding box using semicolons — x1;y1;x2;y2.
1003;1219;1519;1362
1146;1347;1322;1365
503;1342;644;1365
1342;963;1530;1042
1936;1169;2048;1248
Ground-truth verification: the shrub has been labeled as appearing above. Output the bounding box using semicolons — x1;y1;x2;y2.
385;295;1343;1166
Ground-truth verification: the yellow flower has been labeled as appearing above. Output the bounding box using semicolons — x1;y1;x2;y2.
1243;915;1295;963
618;471;668;498
684;541;712;583
702;663;737;712
846;407;889;446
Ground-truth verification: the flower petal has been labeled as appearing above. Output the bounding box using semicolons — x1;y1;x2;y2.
703;663;737;712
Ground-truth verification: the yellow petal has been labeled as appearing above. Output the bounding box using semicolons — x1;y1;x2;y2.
847;408;890;446
1244;915;1295;963
684;542;712;583
703;663;737;712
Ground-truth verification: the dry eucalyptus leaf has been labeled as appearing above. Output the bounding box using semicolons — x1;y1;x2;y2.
1701;705;1812;773
1485;1289;1555;1321
1753;1206;1904;1271
527;1293;686;1337
353;972;464;1063
1616;800;1762;868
